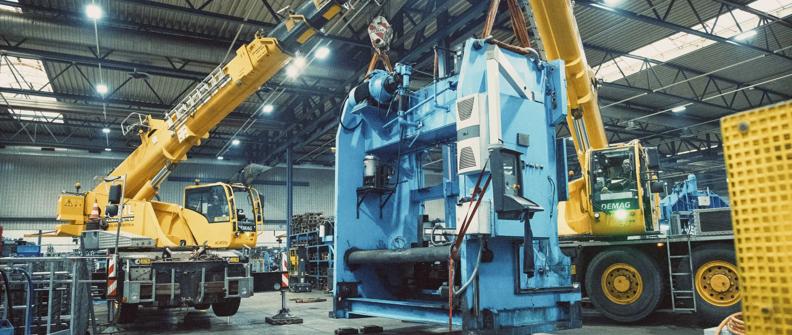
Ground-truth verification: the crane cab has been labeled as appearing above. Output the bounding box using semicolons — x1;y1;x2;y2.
183;182;263;248
586;143;663;236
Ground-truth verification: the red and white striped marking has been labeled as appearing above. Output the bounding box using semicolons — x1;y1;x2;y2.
280;252;289;288
107;255;118;298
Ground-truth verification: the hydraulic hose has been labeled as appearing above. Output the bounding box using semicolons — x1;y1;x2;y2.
0;269;12;322
4;268;33;335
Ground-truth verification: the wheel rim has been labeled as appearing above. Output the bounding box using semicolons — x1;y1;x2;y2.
695;260;740;307
601;262;643;305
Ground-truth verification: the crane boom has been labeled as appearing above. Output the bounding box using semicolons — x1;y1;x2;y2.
528;0;608;161
526;0;662;236
106;0;344;202
54;0;346;241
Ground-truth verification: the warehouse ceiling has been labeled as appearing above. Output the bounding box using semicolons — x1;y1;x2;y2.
0;0;791;191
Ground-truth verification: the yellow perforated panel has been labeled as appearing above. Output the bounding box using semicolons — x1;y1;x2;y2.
721;100;792;334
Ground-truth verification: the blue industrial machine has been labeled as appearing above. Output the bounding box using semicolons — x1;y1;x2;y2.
332;38;581;332
660;174;729;232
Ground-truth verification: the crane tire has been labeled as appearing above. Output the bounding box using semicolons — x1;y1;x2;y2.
585;247;663;322
690;244;741;326
117;303;139;324
212;297;241;317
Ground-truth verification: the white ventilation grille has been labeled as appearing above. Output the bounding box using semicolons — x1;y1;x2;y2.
457;96;475;121
459;146;477;171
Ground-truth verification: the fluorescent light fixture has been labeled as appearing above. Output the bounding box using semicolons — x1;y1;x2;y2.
293;56;307;68
286;65;300;78
102;127;110;134
95;83;108;94
104;148;112;152
735;30;757;41
671;105;687;113
217;156;224;160
315;47;330;60
603;0;622;6
262;104;274;113
231;139;240;146
85;3;103;20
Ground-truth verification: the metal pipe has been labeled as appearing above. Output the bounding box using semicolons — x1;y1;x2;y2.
346;246;455;265
286;146;293;250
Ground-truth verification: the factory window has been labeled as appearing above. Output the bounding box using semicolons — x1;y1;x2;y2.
0;55;64;124
0;0;19;13
596;0;792;83
185;185;231;223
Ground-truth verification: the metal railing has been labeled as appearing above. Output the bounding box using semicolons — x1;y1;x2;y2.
0;256;107;334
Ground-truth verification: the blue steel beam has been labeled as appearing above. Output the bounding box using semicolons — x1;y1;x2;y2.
575;0;792;63
1;0;371;49
600;81;739;113
399;1;491;63
0;86;170;110
710;0;792;29
1;46;205;81
583;43;792;101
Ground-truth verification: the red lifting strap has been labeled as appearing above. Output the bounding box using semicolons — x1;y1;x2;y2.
448;160;492;331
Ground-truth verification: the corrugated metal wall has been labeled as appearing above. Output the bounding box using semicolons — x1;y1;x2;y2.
0;152;335;232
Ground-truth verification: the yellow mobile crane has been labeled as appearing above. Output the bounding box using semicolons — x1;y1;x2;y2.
529;0;740;325
50;0;346;322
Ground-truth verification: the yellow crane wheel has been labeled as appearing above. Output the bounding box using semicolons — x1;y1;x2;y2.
601;262;643;305
695;260;740;307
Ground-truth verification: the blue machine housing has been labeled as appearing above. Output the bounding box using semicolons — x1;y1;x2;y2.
659;174;729;227
333;39;581;333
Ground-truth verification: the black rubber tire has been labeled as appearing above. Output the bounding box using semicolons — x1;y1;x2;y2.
690;244;741;326
193;303;211;310
117;303;139;324
212;297;241;317
585;247;663;323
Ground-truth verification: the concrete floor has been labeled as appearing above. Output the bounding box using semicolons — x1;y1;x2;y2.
113;291;704;334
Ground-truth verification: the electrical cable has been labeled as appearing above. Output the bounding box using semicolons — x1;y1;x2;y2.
430;223;451;247
452;240;483;297
220;1;256;65
338;95;361;131
547;176;556;219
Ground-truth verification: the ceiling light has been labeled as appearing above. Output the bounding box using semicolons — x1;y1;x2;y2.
217;156;224;160
293;56;307;68
315;47;330;60
262;104;274;114
95;83;108;95
603;0;622;6
286;65;300;78
671;105;687;113
85;4;103;20
735;30;757;41
232;139;240;146
104;147;112;152
102;127;110;134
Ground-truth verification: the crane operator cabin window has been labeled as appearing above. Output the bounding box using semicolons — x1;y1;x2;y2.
186;185;231;223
